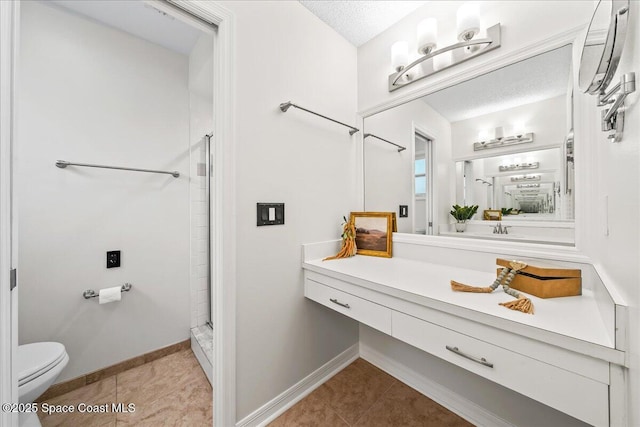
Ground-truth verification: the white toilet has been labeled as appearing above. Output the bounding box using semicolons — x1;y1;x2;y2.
17;342;69;427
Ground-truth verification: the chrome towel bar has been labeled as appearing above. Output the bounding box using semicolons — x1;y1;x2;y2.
363;133;406;152
56;160;180;178
83;283;132;299
279;101;359;135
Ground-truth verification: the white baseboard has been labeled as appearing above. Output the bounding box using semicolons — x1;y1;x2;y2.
236;343;359;427
190;334;213;385
359;342;513;427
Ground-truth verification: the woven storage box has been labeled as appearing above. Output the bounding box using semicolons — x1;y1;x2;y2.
496;258;581;299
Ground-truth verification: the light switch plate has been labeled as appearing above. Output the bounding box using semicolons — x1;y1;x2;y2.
257;203;284;226
399;205;408;217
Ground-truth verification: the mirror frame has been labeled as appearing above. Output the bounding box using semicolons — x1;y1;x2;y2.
578;0;630;94
358;28;588;257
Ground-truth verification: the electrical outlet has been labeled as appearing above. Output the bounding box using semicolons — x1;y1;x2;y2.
107;250;121;268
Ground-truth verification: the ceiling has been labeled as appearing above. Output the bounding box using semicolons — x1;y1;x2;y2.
422;44;573;122
299;1;427;47
49;0;204;55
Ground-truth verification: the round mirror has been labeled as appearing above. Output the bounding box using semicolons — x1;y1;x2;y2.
579;0;630;94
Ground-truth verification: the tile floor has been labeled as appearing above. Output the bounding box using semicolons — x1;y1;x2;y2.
38;349;212;427
269;358;474;427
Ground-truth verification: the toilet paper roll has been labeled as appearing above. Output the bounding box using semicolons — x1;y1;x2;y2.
99;286;122;305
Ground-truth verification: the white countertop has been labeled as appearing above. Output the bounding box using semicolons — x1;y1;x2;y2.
304;256;614;351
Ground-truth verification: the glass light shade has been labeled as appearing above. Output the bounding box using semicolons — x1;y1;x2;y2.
457;2;480;41
513;122;526;137
417;18;437;54
494;126;504;140
478;130;490;141
433;49;451;71
391;41;409;72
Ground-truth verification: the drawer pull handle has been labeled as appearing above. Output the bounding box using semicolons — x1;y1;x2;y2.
446;345;494;368
330;298;350;309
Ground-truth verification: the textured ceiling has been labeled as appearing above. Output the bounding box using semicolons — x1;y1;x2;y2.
299;0;428;46
49;0;203;55
423;45;573;122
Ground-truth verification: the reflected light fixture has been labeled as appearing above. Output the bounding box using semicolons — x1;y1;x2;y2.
511;174;541;182
474;132;534;151
517;183;540;188
389;3;501;92
499;162;539;172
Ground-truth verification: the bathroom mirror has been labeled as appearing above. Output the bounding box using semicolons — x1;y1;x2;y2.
579;0;630;94
364;44;576;245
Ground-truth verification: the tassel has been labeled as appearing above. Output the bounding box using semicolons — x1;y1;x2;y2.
450;280;493;293
499;297;534;314
451;265;535;315
323;220;357;261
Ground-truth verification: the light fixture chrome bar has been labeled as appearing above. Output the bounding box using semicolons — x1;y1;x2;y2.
517;183;540;188
499;162;539;172
474;132;534;151
511;174;541;182
363;133;406;152
389;23;501;92
279;101;359;135
56;160;180;178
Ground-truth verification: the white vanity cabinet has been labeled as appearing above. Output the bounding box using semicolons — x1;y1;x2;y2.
302;242;627;427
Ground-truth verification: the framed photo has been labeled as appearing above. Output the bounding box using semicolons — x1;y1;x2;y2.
483;209;503;221
349;212;393;258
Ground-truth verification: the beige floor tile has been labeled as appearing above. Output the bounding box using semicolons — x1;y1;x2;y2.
38;376;117;427
116;349;201;403
313;361;396;425
115;373;212;426
353;381;474;427
268;389;348;427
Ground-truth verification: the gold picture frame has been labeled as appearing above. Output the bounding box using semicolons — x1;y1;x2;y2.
349;212;393;258
483;209;503;221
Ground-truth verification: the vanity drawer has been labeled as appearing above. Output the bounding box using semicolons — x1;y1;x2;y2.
305;278;392;334
392;311;608;427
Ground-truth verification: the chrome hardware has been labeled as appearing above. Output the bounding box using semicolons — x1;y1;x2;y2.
330;298;350;309
363;133;406;152
83;283;132;299
446;345;493;368
490;223;510;234
56;160;179;178
279;101;359;135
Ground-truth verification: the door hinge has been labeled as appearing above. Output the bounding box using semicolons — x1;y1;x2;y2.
10;269;16;291
428;222;433;227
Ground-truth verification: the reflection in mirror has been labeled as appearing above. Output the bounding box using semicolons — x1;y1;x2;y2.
364;44;576;245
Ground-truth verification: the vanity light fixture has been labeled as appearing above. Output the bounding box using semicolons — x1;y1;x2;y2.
499;162;539;172
517;183;540;188
511;174;541;182
388;3;501;92
474;132;534;151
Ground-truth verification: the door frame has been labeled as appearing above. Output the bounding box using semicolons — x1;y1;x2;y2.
0;1;19;426
0;1;237;426
169;2;237;426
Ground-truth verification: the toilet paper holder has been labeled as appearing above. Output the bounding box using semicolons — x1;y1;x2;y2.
83;283;132;300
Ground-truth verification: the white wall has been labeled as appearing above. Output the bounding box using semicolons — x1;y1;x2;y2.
364;100;451;233
188;33;214;328
17;1;190;381
451;95;566;160
579;1;640;424
218;1;360;420
357;0;640;425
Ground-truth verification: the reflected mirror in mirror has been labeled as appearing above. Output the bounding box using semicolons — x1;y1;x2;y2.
364;44;575;246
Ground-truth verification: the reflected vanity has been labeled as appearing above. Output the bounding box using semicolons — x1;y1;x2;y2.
364;45;576;246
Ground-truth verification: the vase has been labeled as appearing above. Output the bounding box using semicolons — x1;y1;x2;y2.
455;221;467;232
